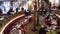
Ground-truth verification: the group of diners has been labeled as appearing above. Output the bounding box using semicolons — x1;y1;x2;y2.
39;14;60;34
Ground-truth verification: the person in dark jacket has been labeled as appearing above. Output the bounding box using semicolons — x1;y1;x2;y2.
0;9;2;15
25;10;28;16
16;8;18;13
39;25;46;34
7;8;14;15
46;14;51;27
28;10;31;15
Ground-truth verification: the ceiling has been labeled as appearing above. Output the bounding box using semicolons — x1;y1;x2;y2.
0;0;29;1
0;0;17;1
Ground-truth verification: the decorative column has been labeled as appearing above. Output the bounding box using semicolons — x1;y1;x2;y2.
32;0;37;31
36;0;40;26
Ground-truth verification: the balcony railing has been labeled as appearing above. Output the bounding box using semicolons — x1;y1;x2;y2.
0;11;24;27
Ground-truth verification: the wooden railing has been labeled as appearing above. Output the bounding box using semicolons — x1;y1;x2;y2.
0;13;25;34
0;13;33;34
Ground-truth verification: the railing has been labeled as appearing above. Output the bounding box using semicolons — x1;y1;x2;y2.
0;11;24;27
1;14;33;34
0;12;25;33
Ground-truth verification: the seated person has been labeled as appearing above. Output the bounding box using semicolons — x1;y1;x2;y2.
39;25;47;34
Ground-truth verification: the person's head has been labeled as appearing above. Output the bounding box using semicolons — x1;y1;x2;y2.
21;24;25;28
53;17;56;20
16;8;18;10
21;7;24;11
9;8;13;12
18;28;21;30
0;8;2;15
47;14;50;19
0;8;2;11
52;15;57;20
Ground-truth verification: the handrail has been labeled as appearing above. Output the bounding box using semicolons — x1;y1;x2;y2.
0;13;25;34
0;12;24;27
0;12;24;29
55;14;60;19
0;15;33;34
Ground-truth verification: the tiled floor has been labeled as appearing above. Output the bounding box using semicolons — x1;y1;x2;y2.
25;15;42;34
